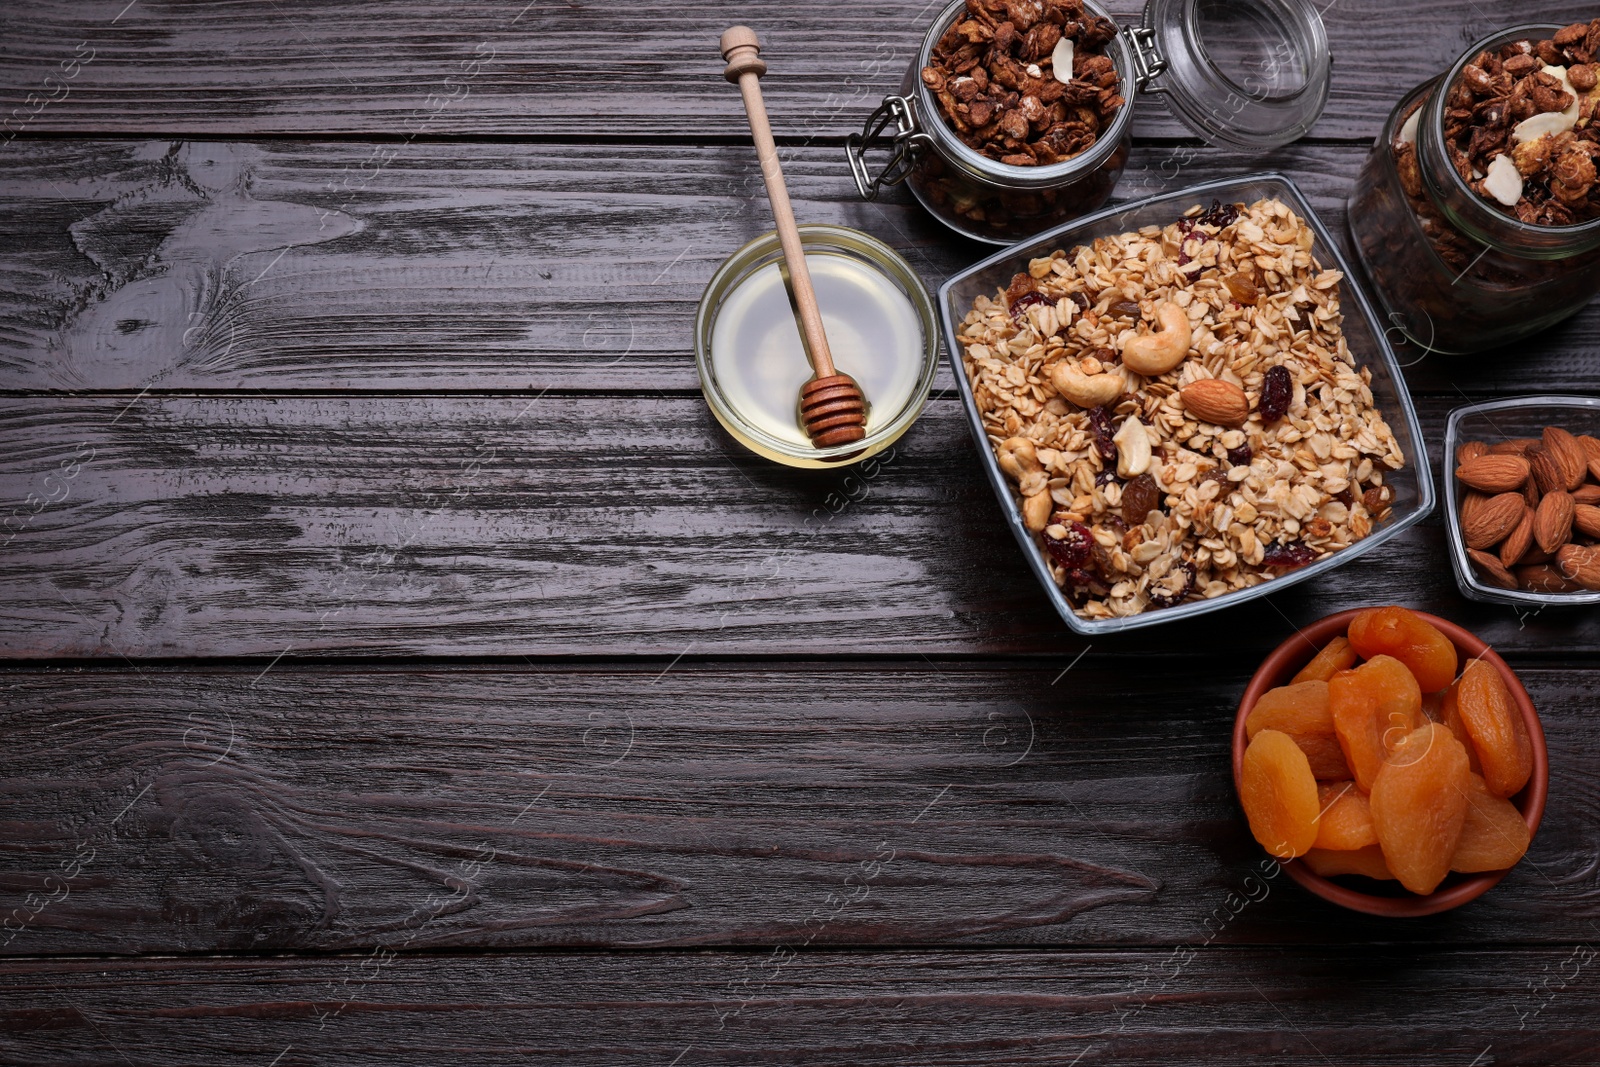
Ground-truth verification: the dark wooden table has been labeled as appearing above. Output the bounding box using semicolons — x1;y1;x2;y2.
3;2;1599;1063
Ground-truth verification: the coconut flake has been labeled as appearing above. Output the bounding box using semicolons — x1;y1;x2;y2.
1026;62;1042;79
1514;110;1576;143
1398;107;1419;145
1482;153;1523;207
1543;64;1582;122
1051;38;1074;83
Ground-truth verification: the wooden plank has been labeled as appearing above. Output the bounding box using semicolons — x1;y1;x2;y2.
3;392;1597;660
0;1;1594;140
2;138;1597;393
1;664;1595;957
2;948;1597;1064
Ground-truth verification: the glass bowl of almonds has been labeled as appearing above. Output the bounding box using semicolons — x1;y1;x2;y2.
1445;395;1600;606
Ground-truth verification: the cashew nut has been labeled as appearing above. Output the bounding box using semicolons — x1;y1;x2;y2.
1112;416;1151;478
997;436;1053;532
1051;360;1124;409
1119;300;1193;377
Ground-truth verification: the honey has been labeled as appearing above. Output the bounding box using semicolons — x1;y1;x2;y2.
696;225;937;468
709;251;923;448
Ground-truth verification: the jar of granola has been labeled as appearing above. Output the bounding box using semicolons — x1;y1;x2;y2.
847;0;1332;244
1348;22;1600;355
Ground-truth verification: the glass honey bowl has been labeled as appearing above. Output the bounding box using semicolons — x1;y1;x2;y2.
695;225;940;468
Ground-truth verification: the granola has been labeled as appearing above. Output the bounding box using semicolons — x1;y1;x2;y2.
958;198;1406;619
920;0;1123;167
1420;20;1600;225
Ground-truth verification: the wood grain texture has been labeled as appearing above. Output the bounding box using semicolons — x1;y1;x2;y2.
1;664;1596;957
1;138;1596;392
0;0;1595;141
2;948;1598;1065
3;392;1599;660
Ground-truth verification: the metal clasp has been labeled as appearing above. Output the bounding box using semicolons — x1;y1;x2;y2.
1123;25;1168;95
846;94;932;201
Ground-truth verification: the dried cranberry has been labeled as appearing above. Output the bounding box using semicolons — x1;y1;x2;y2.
1259;365;1292;423
1261;541;1318;568
1069;292;1091;311
1009;291;1053;319
1226;443;1252;468
1086;405;1118;463
1095;468;1119;488
1121;472;1162;527
1042;521;1095;570
1147;561;1196;609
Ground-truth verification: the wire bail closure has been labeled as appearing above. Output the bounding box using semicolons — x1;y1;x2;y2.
1123;25;1169;94
846;94;933;201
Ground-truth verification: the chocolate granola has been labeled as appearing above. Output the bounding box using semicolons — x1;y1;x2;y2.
919;0;1124;167
1417;20;1600;225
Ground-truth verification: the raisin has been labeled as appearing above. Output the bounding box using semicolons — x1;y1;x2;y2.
1042;520;1094;569
1146;560;1196;609
1291;635;1359;685
1004;272;1036;305
1009;291;1053;320
1259;365;1292;423
1226;443;1253;468
1261;540;1317;568
1239;729;1321;859
1121;472;1161;527
1346;606;1458;694
1086;405;1117;463
1193;199;1241;228
1107;298;1142;318
1222;272;1261;304
1370;723;1472;894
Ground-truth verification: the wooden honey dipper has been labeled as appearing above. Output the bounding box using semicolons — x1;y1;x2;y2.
721;26;867;449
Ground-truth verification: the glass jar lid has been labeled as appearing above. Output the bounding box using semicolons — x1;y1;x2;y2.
1137;0;1331;150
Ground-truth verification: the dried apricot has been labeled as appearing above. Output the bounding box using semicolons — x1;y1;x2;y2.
1291;635;1359;685
1451;773;1531;873
1347;606;1458;693
1244;681;1348;779
1313;781;1378;851
1239;729;1321;860
1456;657;1533;799
1329;655;1424;792
1370;723;1472;894
1438;681;1482;774
1302;844;1395;881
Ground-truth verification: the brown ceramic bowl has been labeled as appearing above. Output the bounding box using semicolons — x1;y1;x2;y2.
1232;607;1548;917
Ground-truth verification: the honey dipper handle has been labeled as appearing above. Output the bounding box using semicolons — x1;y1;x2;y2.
720;26;838;380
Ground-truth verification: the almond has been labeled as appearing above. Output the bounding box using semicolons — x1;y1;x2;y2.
1590;457;1600;484
1523;473;1542;510
1542;426;1587;491
1489;438;1538;455
1179;379;1250;427
1576;503;1600;540
1456;454;1531;494
1528;445;1567;496
1464;492;1526;550
1468;549;1518;589
1556;543;1600;591
1520;544;1555;566
1578;434;1600;464
1578;484;1600;506
1460;490;1489;530
1535;490;1575;554
1498;508;1535;568
1518;563;1580;593
1455;440;1490;466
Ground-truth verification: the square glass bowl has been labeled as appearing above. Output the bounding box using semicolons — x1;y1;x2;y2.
1444;395;1600;607
938;173;1434;635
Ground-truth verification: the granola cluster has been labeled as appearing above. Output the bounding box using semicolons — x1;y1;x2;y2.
1407;19;1600;225
958;198;1406;619
919;0;1123;167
